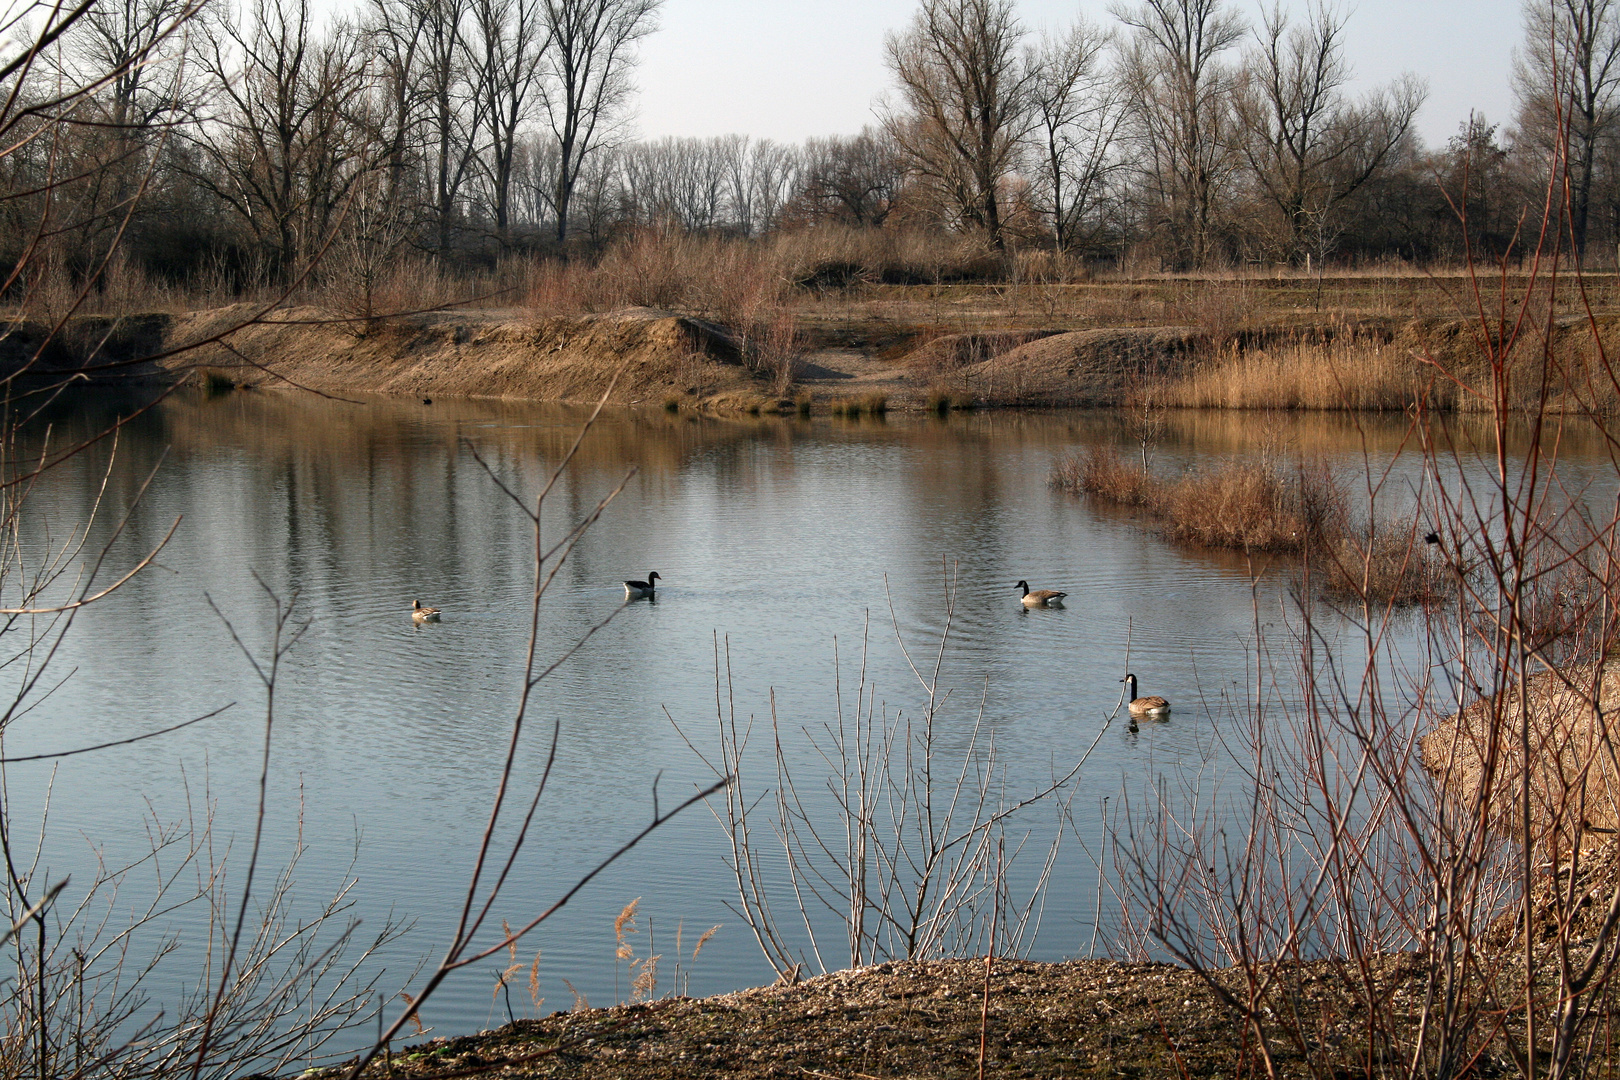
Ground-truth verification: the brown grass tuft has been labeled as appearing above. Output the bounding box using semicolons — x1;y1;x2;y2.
1157;459;1348;552
831;392;889;419
1319;531;1454;607
1050;446;1156;506
690;924;720;961
560;978;589;1013
1056;446;1454;606
1065;450;1371;549
630;954;660;1003
1156;337;1453;411
614;898;640;961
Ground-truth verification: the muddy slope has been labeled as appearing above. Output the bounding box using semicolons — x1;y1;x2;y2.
164;306;756;404
8;306;1613;410
954;327;1204;406
0;306;761;405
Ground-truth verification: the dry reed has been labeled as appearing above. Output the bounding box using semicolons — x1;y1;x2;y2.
1155;337;1453;411
1319;530;1454;607
831;393;888;418
1049;446;1156;507
1061;450;1323;544
1057;446;1459;605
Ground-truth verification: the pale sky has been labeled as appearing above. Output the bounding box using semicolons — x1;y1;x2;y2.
633;0;1523;150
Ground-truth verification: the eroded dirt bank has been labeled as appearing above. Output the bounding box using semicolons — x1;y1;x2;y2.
4;304;1569;411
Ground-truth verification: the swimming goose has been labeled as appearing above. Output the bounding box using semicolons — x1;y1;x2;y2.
1017;580;1067;607
1122;673;1170;717
412;599;441;622
624;571;661;600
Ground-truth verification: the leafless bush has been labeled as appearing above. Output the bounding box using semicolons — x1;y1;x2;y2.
676;568;1097;982
748;310;803;394
1107;166;1620;1078
1319;528;1455;608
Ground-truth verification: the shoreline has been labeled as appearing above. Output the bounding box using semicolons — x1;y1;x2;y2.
0;303;1541;414
300;958;1283;1079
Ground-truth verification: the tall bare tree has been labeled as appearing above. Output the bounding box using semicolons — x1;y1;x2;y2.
1235;3;1424;263
418;0;484;256
188;0;373;279
367;0;430;221
723;136;798;236
800;129;906;227
883;0;1034;249
469;0;551;245
1030;18;1123;252
539;0;659;244
1113;0;1246;268
1514;0;1620;262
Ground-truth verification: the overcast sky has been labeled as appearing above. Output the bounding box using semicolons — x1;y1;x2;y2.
632;0;1523;149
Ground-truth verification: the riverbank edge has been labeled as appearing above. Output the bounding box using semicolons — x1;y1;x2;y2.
2;304;1576;413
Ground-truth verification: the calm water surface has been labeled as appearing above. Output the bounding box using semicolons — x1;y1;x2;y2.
2;392;1568;1058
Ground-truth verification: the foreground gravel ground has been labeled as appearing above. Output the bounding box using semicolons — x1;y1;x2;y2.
307;956;1438;1080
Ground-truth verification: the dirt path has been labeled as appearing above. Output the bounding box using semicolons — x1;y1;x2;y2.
794;347;918;401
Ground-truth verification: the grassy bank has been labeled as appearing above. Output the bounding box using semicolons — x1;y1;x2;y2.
16;226;1620;414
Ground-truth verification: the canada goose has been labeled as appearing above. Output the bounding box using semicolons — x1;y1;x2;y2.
624;571;661;600
411;599;441;622
1121;673;1170;717
1017;580;1067;607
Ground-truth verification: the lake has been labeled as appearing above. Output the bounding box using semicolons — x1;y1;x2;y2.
0;390;1539;1064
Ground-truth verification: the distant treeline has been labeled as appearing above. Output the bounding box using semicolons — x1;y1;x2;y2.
2;0;1608;292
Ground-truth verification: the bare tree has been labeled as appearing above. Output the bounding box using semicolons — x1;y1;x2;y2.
1235;3;1424;264
746;139;800;235
539;0;659;244
1515;0;1620;262
469;0;551;246
1029;18;1123;252
1112;0;1246;268
187;0;374;280
366;0;430;228
621;136;727;230
73;0;192;132
799;129;906;228
883;0;1034;249
417;0;484;256
721;136;798;237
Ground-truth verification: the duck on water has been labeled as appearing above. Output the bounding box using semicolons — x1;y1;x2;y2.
1122;673;1169;718
625;572;661;600
1017;580;1067;608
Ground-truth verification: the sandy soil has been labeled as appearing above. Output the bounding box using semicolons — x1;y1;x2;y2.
5;301;1601;413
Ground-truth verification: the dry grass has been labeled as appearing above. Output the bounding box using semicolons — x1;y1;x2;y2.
924;388;975;414
1156;336;1455;411
1056;448;1338;545
1319;531;1454;607
829;393;888;419
1050;445;1156;506
1056;446;1458;605
1157;458;1349;551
